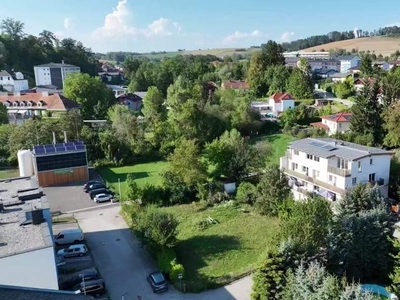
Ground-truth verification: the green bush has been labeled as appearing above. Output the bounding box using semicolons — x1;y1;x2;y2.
157;248;177;274
170;259;185;281
193;219;211;231
236;182;257;204
296;130;308;139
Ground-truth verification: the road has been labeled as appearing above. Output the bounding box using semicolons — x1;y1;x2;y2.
75;206;251;300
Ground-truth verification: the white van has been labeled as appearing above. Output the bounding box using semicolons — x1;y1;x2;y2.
54;228;84;245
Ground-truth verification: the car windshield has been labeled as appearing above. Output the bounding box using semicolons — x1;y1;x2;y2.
151;273;166;284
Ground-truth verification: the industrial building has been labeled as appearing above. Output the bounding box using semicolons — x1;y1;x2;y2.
0;177;58;290
18;142;89;187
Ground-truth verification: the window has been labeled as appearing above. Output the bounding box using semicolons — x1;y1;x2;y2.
294;150;299;156
13;102;18;107
358;161;362;172
352;177;357;186
27;102;32;107
7;77;10;80
302;166;307;172
307;154;313;160
370;158;373;165
329;175;333;181
369;173;376;182
314;156;320;162
339;123;342;129
291;163;298;170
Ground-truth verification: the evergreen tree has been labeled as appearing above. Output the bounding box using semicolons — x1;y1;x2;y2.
287;58;314;99
360;55;374;77
350;80;384;146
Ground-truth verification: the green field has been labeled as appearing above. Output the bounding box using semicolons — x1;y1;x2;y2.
252;133;294;164
161;203;279;292
98;161;169;195
0;169;19;180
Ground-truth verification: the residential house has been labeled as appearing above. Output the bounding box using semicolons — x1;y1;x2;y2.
311;112;352;135
389;60;400;69
353;77;379;92
280;138;392;201
107;84;128;97
372;61;390;71
314;68;337;78
34;61;80;89
221;80;250;92
0;178;58;290
336;55;361;73
269;92;295;114
0;91;80;124
99;72;124;84
330;72;351;82
0;70;29;92
117;92;147;111
348;65;361;75
283;51;331;59
285;57;340;72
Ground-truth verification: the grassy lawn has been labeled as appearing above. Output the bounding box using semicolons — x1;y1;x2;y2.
252;133;295;165
0;169;19;180
98;161;169;195
161;203;279;292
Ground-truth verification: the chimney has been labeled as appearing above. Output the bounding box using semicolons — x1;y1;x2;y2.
13;92;21;97
52;132;56;145
64;131;68;143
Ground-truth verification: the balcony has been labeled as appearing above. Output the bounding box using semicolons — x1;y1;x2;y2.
286;151;292;160
327;166;351;177
281;166;345;196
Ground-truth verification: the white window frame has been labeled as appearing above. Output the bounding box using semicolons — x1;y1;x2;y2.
13;102;18;107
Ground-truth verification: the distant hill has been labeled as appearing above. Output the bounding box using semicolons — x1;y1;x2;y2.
303;36;400;57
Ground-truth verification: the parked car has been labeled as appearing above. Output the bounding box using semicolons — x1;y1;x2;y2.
361;284;398;300
83;180;102;190
54;228;84;246
60;269;99;290
75;279;106;297
147;271;168;293
84;183;106;193
57;244;88;258
94;193;113;203
89;188;113;199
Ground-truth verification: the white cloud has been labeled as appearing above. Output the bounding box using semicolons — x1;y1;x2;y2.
222;29;264;44
92;0;181;40
280;31;295;42
64;18;72;31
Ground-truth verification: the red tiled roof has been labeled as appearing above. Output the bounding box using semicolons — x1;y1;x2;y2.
354;77;378;85
310;122;329;130
269;92;295;103
221;80;249;90
0;93;79;110
320;112;352;123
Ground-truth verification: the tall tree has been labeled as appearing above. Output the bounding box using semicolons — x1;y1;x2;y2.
287;58;314;99
0;18;25;40
0;103;9;125
382;68;400;106
360;55;374;77
265;65;291;95
63;73;116;119
350;80;384;146
142;86;166;125
383;101;400;147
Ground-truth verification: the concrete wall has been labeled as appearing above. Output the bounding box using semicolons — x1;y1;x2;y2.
0;247;58;289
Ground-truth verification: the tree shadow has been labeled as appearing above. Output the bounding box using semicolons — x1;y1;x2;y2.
175;235;242;292
100;169;149;184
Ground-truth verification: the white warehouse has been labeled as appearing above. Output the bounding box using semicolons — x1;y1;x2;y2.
280;138;392;201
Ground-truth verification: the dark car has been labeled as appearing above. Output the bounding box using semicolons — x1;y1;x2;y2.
147;271;168;293
83;180;101;189
84;183;106;193
60;270;99;290
89;188;113;199
75;279;106;297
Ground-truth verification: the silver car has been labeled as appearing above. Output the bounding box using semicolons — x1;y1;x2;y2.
57;244;87;258
93;193;113;203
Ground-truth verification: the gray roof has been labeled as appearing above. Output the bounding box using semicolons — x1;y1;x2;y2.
0;178;52;258
336;55;360;61
288;138;392;161
0;70;12;77
330;72;350;78
134;91;147;99
0;285;94;300
34;63;79;68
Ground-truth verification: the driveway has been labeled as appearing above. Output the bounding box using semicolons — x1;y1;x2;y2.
75;206;251;300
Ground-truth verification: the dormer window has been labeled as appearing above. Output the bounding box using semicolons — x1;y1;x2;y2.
27;101;33;107
38;100;45;107
20;101;25;107
13;101;19;107
4;100;10;107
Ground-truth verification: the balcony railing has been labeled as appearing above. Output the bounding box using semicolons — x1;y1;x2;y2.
327;166;351;177
282;166;346;195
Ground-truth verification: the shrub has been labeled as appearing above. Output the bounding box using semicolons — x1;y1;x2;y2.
157;248;177;274
141;183;168;206
169;259;185;281
193;219;211;231
296;130;308;139
236;182;257;205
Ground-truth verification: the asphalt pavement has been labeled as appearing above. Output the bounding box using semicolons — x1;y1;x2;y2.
75;206;251;300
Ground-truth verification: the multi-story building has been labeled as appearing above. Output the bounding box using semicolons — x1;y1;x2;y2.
0;70;29;92
311;112;352;135
34;61;80;89
0;91;80;124
280;138;392;201
285;57;340;72
336;55;361;73
283;51;331;59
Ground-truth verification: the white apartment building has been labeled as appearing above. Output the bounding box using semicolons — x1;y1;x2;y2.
280;138;392;201
336;55;361;73
285;57;340;72
0;70;29;92
283;51;331;59
34;61;80;89
311;112;352;135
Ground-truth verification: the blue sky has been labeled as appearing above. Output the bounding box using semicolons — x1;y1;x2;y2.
1;0;400;53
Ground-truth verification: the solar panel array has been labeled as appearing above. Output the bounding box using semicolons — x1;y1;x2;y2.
309;141;336;151
33;141;86;156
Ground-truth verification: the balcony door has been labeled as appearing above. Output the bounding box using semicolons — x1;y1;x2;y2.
336;158;348;169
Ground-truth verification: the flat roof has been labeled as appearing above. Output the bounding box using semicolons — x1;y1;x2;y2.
0;178;52;258
34;63;79;68
288;138;392;161
0;284;94;300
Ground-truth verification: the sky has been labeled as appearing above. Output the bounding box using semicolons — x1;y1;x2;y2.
1;0;400;53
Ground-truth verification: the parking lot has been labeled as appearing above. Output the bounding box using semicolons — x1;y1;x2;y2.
44;168;118;214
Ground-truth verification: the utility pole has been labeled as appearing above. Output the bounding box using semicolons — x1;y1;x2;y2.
118;178;122;199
